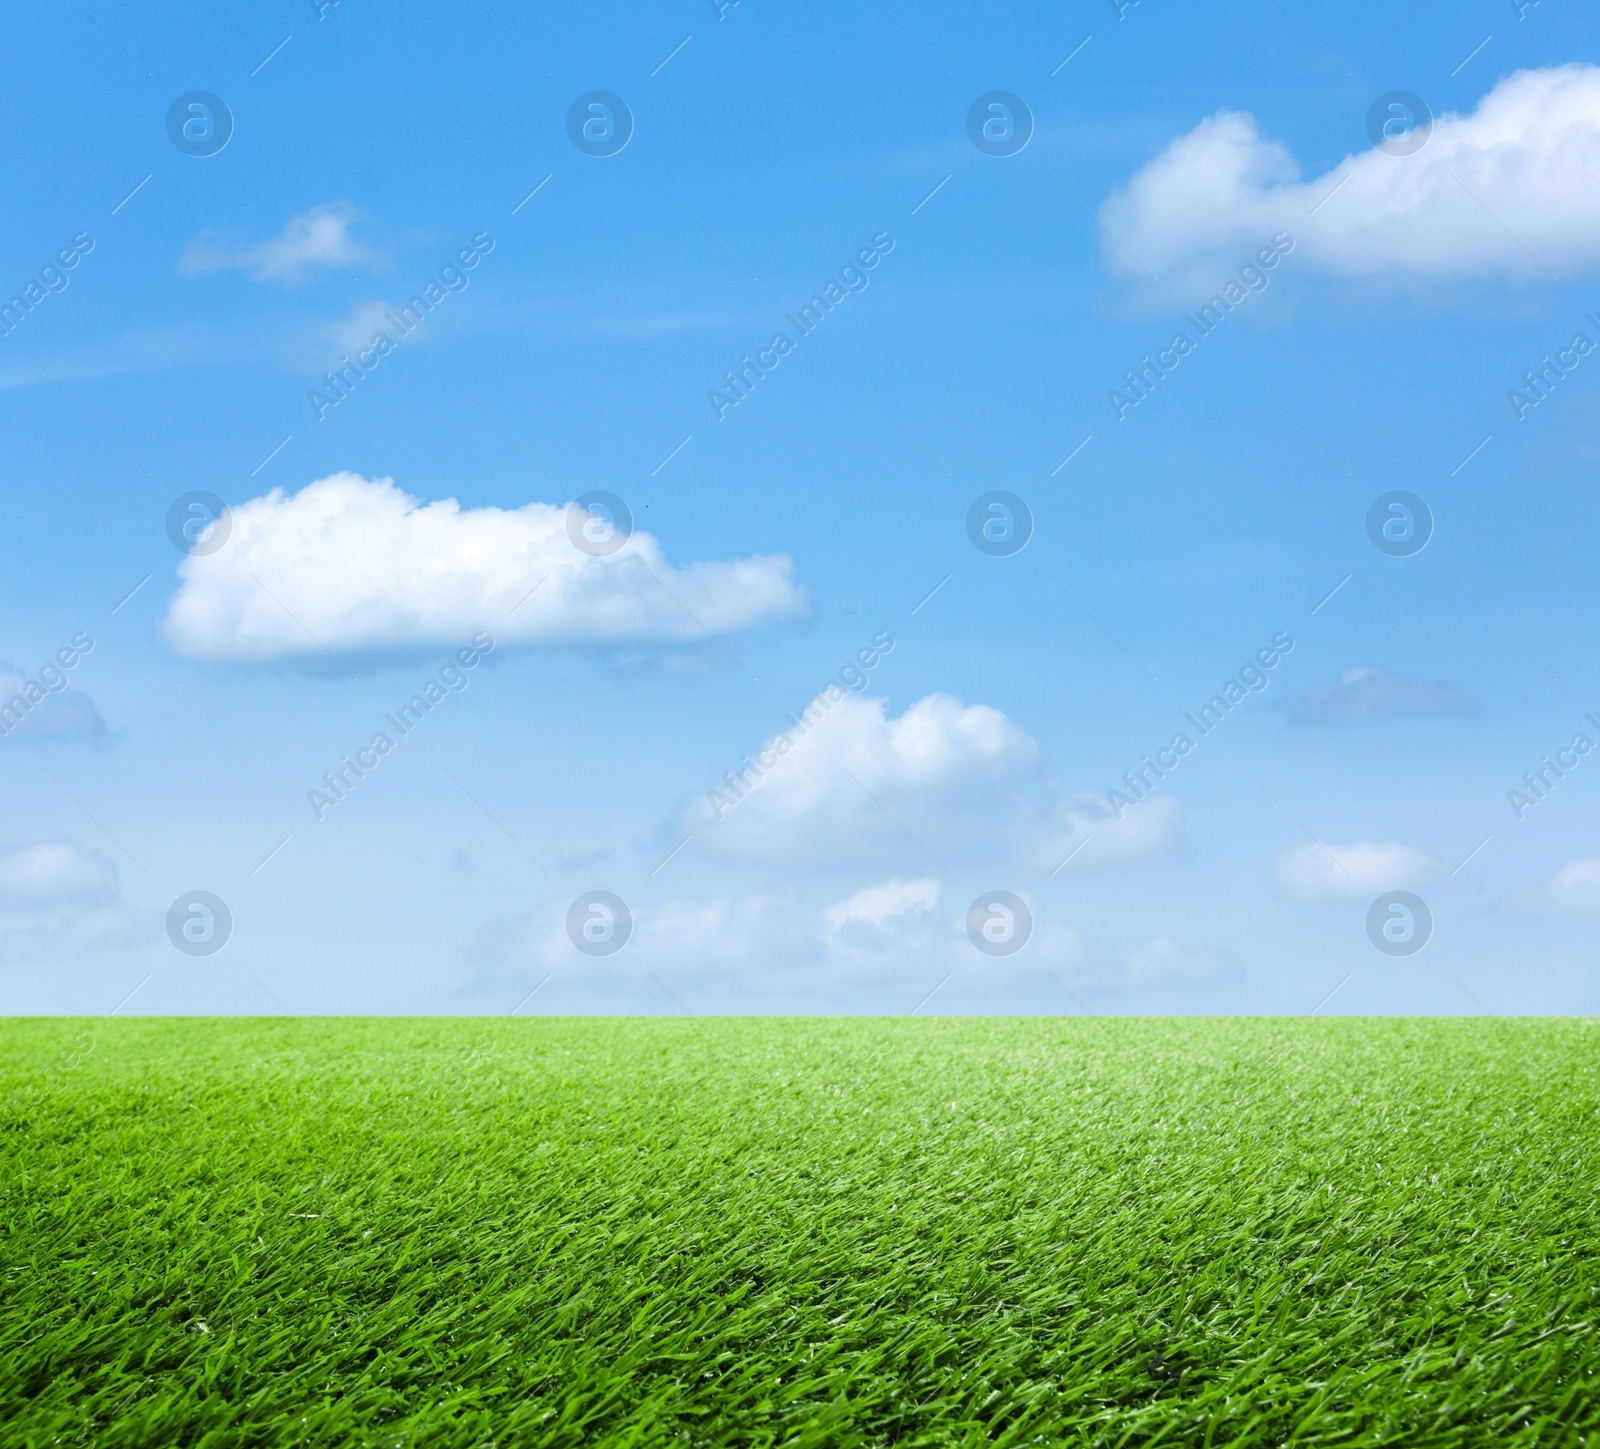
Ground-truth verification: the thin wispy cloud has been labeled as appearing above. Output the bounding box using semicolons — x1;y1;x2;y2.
181;202;386;285
1281;667;1476;727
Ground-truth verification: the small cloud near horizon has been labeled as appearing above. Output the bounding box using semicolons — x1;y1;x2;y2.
1502;857;1600;915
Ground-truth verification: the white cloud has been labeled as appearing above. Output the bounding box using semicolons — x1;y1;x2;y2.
453;910;557;990
822;877;942;957
1061;793;1184;871
641;894;785;967
1123;934;1238;986
454;892;790;994
0;844;155;962
1101;65;1600;298
679;691;1182;870
160;473;808;662
453;885;1237;1008
0;844;114;903
181;202;384;284
1036;925;1241;992
823;877;939;933
1282;666;1475;726
0;903;155;961
1273;839;1444;901
0;664;108;745
1503;856;1600;914
315;300;402;364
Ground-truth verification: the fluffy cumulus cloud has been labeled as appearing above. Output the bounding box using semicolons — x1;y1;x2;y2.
181;202;384;284
1273;839;1444;901
0;843;155;961
1502;856;1600;914
160;473;808;662
1281;666;1476;726
677;691;1182;870
1100;65;1600;299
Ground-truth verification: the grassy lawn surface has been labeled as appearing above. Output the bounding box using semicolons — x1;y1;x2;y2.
1;1017;1596;1446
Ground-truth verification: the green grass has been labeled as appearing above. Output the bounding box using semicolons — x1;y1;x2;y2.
2;1018;1597;1447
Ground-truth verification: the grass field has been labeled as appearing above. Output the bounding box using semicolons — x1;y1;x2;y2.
1;1017;1596;1447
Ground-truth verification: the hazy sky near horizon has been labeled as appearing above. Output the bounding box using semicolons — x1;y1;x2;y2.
3;0;1599;1016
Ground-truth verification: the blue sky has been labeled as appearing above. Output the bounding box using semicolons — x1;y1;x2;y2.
2;0;1598;1015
